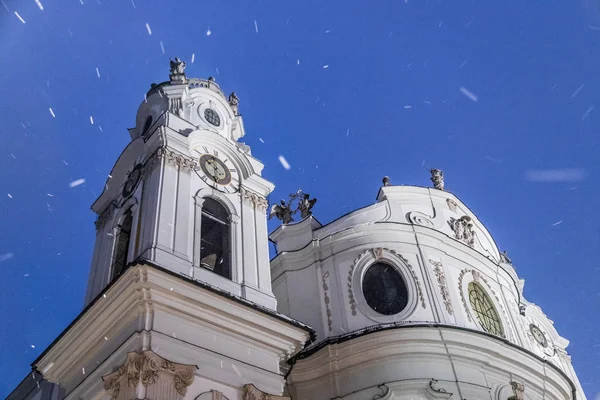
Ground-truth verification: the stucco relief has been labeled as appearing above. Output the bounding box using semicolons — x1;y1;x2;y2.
406;211;435;228
448;216;476;248
446;198;458;212
322;271;333;332
240;187;269;210
103;350;197;400
428;259;453;315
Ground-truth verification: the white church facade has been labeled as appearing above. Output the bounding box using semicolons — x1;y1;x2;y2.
8;60;588;400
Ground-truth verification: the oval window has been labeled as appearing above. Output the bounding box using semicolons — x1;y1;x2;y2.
362;262;409;315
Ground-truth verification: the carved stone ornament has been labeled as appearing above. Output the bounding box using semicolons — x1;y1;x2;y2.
406;211;435;228
429;168;445;190
500;250;513;265
322;271;333;331
242;384;289;400
429;260;454;315
448;215;476;248
446;198;457;212
507;381;525;400
240;187;269;211
103;350;197;400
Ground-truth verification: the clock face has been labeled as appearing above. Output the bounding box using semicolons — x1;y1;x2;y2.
122;164;142;198
529;324;548;348
193;146;238;193
362;262;409;315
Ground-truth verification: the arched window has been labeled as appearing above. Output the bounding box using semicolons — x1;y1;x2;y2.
142;116;153;137
468;281;504;337
200;198;231;279
111;210;133;280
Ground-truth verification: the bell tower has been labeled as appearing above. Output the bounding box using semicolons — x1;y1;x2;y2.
29;59;312;400
85;58;276;309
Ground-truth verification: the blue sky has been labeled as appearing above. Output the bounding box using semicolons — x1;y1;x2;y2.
0;0;598;397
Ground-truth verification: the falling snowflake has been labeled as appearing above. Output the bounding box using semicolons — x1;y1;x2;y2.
459;87;478;102
582;105;595;120
297;59;300;65
90;116;94;124
30;344;35;348
145;22;152;35
47;193;53;197
254;20;259;33
14;11;25;23
69;178;86;188
552;220;563;226
0;253;14;262
159;40;165;54
206;27;211;36
96;67;100;78
191;53;195;63
49;108;56;117
35;0;43;10
259;138;265;143
7;193;12;199
571;84;584;98
323;65;329;69
278;155;291;170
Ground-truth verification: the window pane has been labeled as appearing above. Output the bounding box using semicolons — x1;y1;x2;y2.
111;211;133;280
200;199;231;279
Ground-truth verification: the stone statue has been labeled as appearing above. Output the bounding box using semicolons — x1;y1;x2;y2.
429;168;445;191
269;190;318;225
169;57;186;76
269;200;294;224
500;250;512;265
297;193;317;218
228;92;240;115
508;381;525;400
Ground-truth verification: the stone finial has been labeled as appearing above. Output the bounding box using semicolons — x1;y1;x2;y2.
208;76;215;82
169;57;187;82
429;168;444;190
228;92;240;115
382;176;390;186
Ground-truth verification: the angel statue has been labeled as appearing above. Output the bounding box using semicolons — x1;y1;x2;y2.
269;200;294;224
429;168;444;191
297;193;317;218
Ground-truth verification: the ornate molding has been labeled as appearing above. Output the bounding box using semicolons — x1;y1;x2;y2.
242;384;289;400
388;249;426;309
428;259;453;315
457;269;472;322
240;187;269;210
103;350;197;400
406;211;434;228
348;250;371;316
322;271;333;332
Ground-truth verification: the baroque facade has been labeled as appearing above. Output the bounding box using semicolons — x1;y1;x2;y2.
8;61;587;400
